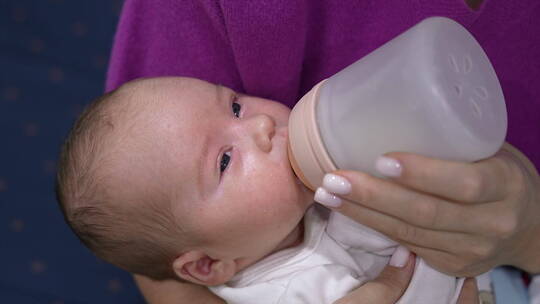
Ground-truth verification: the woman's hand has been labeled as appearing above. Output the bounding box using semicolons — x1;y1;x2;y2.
335;252;479;304
315;142;540;276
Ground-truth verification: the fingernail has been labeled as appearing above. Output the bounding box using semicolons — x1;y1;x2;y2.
376;156;402;177
389;246;410;268
322;173;351;195
314;187;342;208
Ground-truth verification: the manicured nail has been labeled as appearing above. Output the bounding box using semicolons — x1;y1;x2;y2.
389;246;410;268
322;173;351;195
376;156;402;177
314;187;342;208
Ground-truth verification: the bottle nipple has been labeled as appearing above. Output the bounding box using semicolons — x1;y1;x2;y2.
288;80;337;191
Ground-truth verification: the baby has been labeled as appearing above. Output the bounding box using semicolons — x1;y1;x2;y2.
56;77;463;303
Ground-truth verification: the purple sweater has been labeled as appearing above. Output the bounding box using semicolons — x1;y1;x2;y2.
106;0;540;168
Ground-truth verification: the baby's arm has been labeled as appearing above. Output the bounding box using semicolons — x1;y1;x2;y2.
134;274;225;304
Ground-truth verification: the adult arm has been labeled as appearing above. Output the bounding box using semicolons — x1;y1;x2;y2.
133;252;478;304
132;257;416;304
315;142;540;276
132;264;409;304
133;275;225;304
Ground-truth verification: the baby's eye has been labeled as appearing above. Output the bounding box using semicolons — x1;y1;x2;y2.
232;101;242;118
220;151;231;174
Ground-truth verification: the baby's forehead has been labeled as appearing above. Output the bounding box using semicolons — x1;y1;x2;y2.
111;76;225;158
123;77;217;103
125;77;225;127
111;77;216;186
113;77;210;122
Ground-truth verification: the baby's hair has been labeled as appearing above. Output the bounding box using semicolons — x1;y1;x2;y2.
55;85;183;280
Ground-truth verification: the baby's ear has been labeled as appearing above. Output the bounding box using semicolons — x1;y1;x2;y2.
172;251;237;286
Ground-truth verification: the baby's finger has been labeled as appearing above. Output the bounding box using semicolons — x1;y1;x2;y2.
317;171;474;232
376;152;509;203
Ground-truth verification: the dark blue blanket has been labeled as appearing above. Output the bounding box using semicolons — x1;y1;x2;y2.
0;0;144;302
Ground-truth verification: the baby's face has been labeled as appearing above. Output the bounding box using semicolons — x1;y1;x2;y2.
119;77;313;265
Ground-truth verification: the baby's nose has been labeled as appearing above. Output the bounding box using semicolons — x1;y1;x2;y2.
249;114;276;152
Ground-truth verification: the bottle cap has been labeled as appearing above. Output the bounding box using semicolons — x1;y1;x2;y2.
288;80;337;191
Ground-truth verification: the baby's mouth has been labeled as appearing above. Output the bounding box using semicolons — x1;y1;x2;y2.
286;135;303;186
285;130;315;191
274;127;305;187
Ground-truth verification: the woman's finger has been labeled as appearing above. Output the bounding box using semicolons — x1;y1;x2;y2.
334;253;415;304
335;197;493;257
408;243;493;277
318;171;477;232
376;151;509;203
456;278;479;304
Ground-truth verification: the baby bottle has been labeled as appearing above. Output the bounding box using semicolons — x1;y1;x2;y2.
288;17;507;190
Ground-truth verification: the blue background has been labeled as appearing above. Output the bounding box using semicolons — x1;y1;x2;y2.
0;0;145;302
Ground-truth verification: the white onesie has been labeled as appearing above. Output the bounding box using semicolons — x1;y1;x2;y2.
210;205;464;304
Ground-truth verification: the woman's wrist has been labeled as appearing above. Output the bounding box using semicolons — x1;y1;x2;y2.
516;225;540;274
502;143;540;274
512;213;540;274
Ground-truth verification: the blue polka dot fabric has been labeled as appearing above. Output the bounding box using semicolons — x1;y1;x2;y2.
0;0;144;303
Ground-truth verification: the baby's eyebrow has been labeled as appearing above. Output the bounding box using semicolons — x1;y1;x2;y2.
197;135;210;199
215;84;236;107
215;84;224;106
